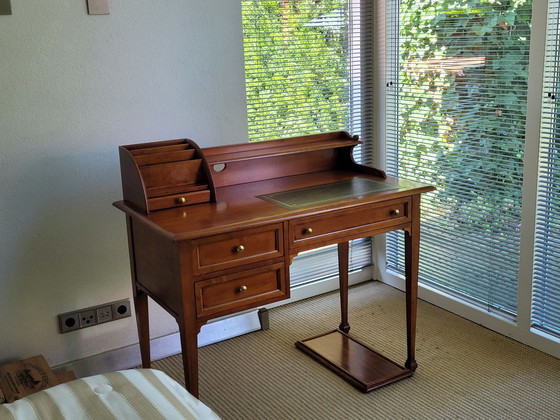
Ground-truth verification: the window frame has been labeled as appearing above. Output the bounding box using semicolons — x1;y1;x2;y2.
374;0;560;358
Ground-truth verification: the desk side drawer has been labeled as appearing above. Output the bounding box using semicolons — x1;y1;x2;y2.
192;224;284;275
290;198;410;249
194;263;288;318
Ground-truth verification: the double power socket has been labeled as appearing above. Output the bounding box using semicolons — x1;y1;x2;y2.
58;299;131;334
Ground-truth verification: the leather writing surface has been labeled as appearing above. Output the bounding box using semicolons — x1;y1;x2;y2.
258;177;399;209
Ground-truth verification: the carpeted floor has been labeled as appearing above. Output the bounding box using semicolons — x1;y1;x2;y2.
152;281;560;420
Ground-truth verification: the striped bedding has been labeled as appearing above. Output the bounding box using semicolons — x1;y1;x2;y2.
0;369;220;419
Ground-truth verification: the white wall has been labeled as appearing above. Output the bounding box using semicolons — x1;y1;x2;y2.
0;1;248;367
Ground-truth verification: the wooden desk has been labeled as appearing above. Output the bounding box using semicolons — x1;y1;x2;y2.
114;132;434;397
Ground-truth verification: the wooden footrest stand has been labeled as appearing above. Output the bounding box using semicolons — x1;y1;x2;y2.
296;330;414;393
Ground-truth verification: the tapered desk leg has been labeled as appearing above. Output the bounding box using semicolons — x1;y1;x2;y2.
127;216;152;369
338;241;350;333
134;289;151;368
178;317;200;398
404;194;421;371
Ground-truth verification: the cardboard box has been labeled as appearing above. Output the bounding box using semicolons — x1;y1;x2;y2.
55;370;76;383
0;355;61;403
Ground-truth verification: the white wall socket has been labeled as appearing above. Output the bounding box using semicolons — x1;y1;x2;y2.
58;299;131;333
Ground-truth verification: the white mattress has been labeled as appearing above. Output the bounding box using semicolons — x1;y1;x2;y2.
0;369;220;420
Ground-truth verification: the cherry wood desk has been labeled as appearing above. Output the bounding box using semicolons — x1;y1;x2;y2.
114;131;434;397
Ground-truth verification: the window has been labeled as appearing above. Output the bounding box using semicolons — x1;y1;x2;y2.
382;0;560;356
532;0;560;338
384;0;532;320
241;0;375;291
240;0;560;355
242;0;372;144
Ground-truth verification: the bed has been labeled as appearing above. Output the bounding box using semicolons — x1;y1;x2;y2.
0;369;220;419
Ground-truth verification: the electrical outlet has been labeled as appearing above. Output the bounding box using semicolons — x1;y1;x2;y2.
58;298;131;334
79;309;96;328
59;313;80;333
96;305;113;323
112;299;131;320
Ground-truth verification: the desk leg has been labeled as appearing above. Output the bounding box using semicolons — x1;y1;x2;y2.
338;241;350;333
134;289;151;368
404;194;420;371
178;317;200;398
127;216;152;369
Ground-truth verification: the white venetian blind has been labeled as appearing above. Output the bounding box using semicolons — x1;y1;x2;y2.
532;0;560;338
241;0;376;285
385;0;532;319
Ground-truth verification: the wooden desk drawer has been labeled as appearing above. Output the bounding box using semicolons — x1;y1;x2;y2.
290;198;410;249
192;224;284;275
148;189;211;211
194;263;288;318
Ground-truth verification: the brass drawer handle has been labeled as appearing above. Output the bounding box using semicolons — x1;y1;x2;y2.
303;227;313;235
234;245;245;253
390;209;400;216
176;197;187;204
238;285;248;293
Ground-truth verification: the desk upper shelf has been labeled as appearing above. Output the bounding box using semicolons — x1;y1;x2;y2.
204;131;361;164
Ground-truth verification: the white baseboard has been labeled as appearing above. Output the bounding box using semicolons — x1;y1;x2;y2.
54;268;373;378
54;309;263;378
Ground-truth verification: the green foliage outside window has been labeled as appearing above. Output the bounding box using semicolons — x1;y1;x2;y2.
396;0;531;232
242;0;350;141
385;0;532;317
243;0;531;237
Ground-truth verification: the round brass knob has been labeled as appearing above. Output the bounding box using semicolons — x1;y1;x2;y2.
238;285;248;293
234;245;245;253
303;227;313;235
176;197;187;204
390;209;400;216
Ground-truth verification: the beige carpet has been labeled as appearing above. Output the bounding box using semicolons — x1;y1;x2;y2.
152;281;560;420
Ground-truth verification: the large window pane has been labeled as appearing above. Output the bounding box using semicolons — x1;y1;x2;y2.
242;0;375;284
532;0;560;338
385;0;532;319
242;0;370;143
